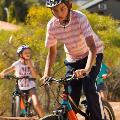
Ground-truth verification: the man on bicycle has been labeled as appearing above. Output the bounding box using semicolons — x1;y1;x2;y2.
42;0;105;119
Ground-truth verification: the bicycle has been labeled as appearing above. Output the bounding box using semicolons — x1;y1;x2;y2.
39;75;116;120
4;75;37;117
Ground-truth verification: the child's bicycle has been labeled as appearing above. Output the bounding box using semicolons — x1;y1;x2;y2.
4;75;36;117
39;75;115;120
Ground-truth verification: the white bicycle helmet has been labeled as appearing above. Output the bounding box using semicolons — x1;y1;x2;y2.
17;45;30;56
46;0;72;9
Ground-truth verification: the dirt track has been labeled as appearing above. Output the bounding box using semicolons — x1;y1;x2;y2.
77;102;120;120
0;102;120;119
110;102;120;120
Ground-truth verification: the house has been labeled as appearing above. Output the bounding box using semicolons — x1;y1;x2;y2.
73;0;89;6
79;0;120;20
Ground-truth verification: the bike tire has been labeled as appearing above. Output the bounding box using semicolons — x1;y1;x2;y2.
39;114;58;120
12;95;20;117
103;101;116;120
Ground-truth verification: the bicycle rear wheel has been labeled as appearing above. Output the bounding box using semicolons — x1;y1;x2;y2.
39;114;58;120
11;95;20;117
103;101;116;120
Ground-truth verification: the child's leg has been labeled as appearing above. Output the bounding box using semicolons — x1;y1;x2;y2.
99;90;107;101
97;84;108;101
29;88;45;117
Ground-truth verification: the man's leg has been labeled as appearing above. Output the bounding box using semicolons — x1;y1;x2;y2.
83;76;105;120
83;53;105;120
64;60;83;110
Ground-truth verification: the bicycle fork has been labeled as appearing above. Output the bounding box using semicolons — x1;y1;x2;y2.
61;94;78;120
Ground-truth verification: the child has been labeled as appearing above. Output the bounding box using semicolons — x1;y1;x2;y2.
96;62;112;100
43;0;105;119
0;45;44;118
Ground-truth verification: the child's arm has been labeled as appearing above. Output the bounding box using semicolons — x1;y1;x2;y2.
107;67;112;77
0;66;15;78
27;60;37;78
102;65;112;79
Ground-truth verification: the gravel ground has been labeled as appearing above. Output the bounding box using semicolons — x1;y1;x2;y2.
110;102;120;120
77;102;120;120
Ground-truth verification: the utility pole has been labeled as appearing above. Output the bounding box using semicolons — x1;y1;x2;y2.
4;7;9;22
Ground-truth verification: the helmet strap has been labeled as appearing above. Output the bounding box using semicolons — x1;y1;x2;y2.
62;9;70;28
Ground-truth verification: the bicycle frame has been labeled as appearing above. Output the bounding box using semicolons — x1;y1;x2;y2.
61;92;78;120
12;84;33;117
43;81;89;120
9;76;33;117
40;76;115;120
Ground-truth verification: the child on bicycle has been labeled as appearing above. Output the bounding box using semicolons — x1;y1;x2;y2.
0;45;44;118
42;0;105;119
96;62;112;100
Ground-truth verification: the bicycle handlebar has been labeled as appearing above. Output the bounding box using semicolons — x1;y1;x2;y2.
4;75;36;81
40;75;76;87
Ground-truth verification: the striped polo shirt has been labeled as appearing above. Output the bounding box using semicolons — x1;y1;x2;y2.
45;10;103;62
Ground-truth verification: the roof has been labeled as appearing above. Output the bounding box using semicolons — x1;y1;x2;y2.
80;0;106;10
73;0;89;6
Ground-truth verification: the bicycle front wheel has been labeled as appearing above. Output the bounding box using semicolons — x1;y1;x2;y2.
103;101;116;120
39;114;58;120
11;95;20;117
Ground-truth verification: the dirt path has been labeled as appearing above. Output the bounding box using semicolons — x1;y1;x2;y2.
0;102;120;120
110;102;120;120
77;102;120;120
0;21;19;31
0;117;38;120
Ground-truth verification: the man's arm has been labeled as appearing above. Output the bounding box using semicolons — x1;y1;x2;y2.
44;45;57;77
74;35;96;78
85;35;97;73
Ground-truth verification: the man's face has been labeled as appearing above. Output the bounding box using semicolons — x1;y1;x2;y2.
51;3;69;22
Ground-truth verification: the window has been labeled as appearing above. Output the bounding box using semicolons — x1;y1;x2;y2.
98;3;107;11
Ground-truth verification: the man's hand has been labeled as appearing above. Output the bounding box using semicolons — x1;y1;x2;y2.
74;69;88;78
40;75;49;84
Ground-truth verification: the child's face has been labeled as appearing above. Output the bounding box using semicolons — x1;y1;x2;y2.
21;49;31;60
51;3;69;22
